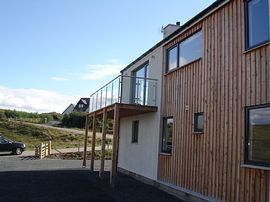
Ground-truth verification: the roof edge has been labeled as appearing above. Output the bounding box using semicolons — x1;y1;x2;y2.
120;0;228;73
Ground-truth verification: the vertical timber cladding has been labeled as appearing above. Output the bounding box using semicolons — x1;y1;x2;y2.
159;0;270;201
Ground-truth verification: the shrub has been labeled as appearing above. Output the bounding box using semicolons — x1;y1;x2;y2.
61;112;86;128
0;112;6;121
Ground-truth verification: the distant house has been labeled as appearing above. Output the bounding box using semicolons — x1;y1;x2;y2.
74;98;90;113
62;104;75;116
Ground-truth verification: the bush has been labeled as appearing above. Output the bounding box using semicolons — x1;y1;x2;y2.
4;110;19;119
0;112;6;121
61;112;86;128
0;109;62;124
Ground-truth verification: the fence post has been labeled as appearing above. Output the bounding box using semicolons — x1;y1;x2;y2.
48;141;51;155
39;143;43;159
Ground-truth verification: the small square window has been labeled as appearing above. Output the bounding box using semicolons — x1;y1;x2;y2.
132;120;139;143
194;112;204;133
161;117;173;153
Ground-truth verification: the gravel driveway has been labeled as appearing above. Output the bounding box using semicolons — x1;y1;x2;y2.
0;153;182;202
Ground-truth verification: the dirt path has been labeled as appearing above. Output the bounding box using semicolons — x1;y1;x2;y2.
23;122;113;139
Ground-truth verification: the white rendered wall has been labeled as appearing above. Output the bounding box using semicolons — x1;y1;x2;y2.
118;47;163;180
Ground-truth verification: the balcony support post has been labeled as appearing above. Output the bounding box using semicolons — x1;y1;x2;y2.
99;108;107;178
82;114;89;167
110;104;120;186
90;112;97;171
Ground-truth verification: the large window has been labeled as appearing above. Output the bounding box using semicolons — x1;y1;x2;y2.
131;120;139;143
179;31;203;67
246;0;270;49
167;45;178;71
166;30;202;72
132;63;149;105
161;117;173;154
245;104;270;167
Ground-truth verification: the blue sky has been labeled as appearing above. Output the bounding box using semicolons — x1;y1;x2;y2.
0;0;215;113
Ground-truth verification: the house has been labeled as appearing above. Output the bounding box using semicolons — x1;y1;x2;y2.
74;98;90;113
83;0;270;201
62;104;75;116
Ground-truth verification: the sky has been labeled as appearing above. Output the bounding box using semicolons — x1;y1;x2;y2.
0;0;215;113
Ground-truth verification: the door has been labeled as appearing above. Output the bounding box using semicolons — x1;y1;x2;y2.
132;63;148;105
0;137;11;152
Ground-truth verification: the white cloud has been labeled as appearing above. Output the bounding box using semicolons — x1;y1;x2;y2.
81;59;126;80
51;77;68;81
0;86;80;113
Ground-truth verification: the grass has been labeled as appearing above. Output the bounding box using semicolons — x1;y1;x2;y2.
0;120;106;151
47;150;112;160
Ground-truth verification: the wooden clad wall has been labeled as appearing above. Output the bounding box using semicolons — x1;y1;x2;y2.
159;0;270;201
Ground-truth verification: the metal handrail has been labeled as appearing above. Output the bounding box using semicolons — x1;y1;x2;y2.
89;75;158;112
90;75;157;97
90;75;121;97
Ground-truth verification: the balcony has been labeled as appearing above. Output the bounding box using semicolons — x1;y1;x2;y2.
83;75;158;183
88;75;158;116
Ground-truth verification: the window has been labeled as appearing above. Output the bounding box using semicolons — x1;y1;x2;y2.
132;63;149;105
0;137;7;144
166;30;202;72
167;45;178;71
161;117;173;153
194;112;204;133
131;120;139;143
78;104;84;108
246;0;270;49
245;104;270;167
179;31;203;67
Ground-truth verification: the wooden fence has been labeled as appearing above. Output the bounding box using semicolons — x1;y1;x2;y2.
35;141;51;159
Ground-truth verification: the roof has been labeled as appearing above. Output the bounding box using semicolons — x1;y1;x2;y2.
62;104;75;114
80;98;90;105
120;0;227;73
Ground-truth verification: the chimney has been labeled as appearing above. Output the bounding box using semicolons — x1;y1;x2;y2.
162;22;181;39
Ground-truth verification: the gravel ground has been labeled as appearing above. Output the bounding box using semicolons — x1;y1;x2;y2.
0;153;182;202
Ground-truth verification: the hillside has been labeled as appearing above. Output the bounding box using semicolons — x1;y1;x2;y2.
0;120;93;150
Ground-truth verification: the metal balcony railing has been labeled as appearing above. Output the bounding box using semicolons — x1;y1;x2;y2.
89;75;158;113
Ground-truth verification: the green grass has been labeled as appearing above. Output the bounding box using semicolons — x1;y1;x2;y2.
48;150;112;160
0;120;102;151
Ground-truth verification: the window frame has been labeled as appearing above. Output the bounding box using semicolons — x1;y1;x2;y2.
194;112;204;133
131;120;139;144
245;104;270;167
161;116;173;154
166;29;203;73
131;62;149;105
166;44;179;72
78;104;84;108
245;0;270;50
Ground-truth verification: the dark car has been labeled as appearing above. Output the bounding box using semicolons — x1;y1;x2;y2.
0;134;26;155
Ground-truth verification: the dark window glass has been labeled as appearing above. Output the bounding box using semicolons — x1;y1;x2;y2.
166;30;203;73
132;120;139;143
161;117;173;153
246;105;270;166
246;0;270;48
167;46;178;71
179;30;202;67
132;63;148;105
194;112;204;133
